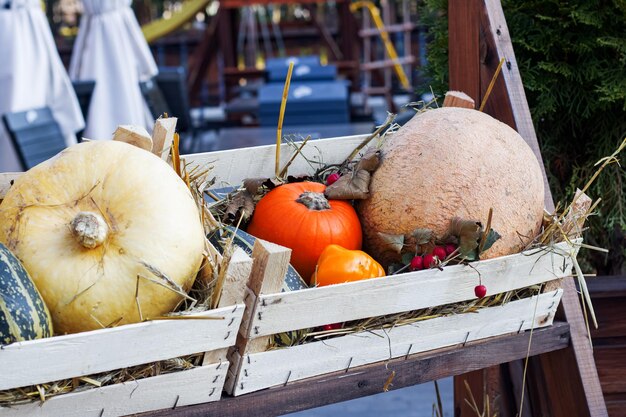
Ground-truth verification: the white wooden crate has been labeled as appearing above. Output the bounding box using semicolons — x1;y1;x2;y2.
0;157;253;416
230;289;564;395
179;136;578;396
0;304;245;416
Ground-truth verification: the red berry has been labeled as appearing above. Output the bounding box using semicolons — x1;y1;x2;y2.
423;253;436;268
445;244;457;256
322;323;342;331
433;246;447;261
326;172;341;186
474;285;487;299
410;256;423;271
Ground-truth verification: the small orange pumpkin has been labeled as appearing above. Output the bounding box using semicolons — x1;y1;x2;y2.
247;182;362;281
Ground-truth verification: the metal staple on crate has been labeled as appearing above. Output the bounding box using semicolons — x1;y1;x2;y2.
518;321;525;334
216;361;223;370
213;375;220;383
404;344;413;360
345;357;353;373
172;395;180;409
284;370;292;386
99;409;105;417
228;317;235;326
463;331;471;346
224;331;231;340
209;387;216;397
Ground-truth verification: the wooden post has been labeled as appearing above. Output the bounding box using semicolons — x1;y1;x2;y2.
448;0;481;104
151;117;178;160
451;0;608;416
225;239;291;393
202;247;253;366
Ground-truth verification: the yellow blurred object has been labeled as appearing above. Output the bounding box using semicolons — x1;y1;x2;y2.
350;0;411;90
141;0;213;44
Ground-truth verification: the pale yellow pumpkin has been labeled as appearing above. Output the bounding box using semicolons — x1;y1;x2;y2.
0;141;205;334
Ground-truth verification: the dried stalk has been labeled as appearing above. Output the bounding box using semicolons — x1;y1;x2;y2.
275;62;295;177
278;135;312;179
479;57;505;112
342;113;395;168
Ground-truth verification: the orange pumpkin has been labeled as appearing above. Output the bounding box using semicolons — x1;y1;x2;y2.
247;182;362;281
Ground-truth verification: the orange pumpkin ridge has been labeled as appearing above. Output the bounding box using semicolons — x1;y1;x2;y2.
247;182;362;281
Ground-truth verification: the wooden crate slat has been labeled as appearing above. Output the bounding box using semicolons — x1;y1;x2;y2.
249;242;575;337
184;135;368;188
146;322;571;417
0;362;228;417
0;304;244;391
232;289;562;395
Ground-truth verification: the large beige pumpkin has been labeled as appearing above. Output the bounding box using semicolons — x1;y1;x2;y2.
358;107;545;265
0;141;205;334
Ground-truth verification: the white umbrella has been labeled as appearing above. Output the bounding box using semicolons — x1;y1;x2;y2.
69;0;158;140
0;0;85;172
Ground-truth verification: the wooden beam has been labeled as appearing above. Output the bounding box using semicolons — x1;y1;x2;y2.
359;23;416;37
140;322;571;417
479;0;552;209
187;12;220;101
304;4;343;61
448;0;481;104
452;2;607;416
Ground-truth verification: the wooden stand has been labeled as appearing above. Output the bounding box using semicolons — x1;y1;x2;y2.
136;0;607;416
448;0;607;415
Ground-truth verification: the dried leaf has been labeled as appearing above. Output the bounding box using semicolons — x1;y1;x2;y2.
324;169;371;200
356;150;381;172
480;229;501;254
243;177;285;195
243;178;267;195
224;190;255;223
286;175;310;183
411;228;433;245
377;232;404;254
448;217;482;260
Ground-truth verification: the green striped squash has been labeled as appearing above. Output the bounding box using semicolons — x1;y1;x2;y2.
0;242;53;345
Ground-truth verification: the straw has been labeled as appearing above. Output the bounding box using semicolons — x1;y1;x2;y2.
479;58;505;112
275;62;295;178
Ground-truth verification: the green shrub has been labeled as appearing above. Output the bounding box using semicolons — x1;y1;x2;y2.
420;0;626;274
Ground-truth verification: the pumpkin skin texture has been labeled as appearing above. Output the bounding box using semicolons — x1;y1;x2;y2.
246;182;362;281
0;141;205;334
358;107;545;266
0;242;53;344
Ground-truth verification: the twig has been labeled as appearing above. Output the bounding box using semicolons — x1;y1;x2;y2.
479;57;505;112
275;62;295;177
541;137;626;244
342;112;396;168
278;135;312;179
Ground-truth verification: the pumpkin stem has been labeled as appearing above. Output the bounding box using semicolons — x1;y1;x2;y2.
296;192;331;211
70;212;109;249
